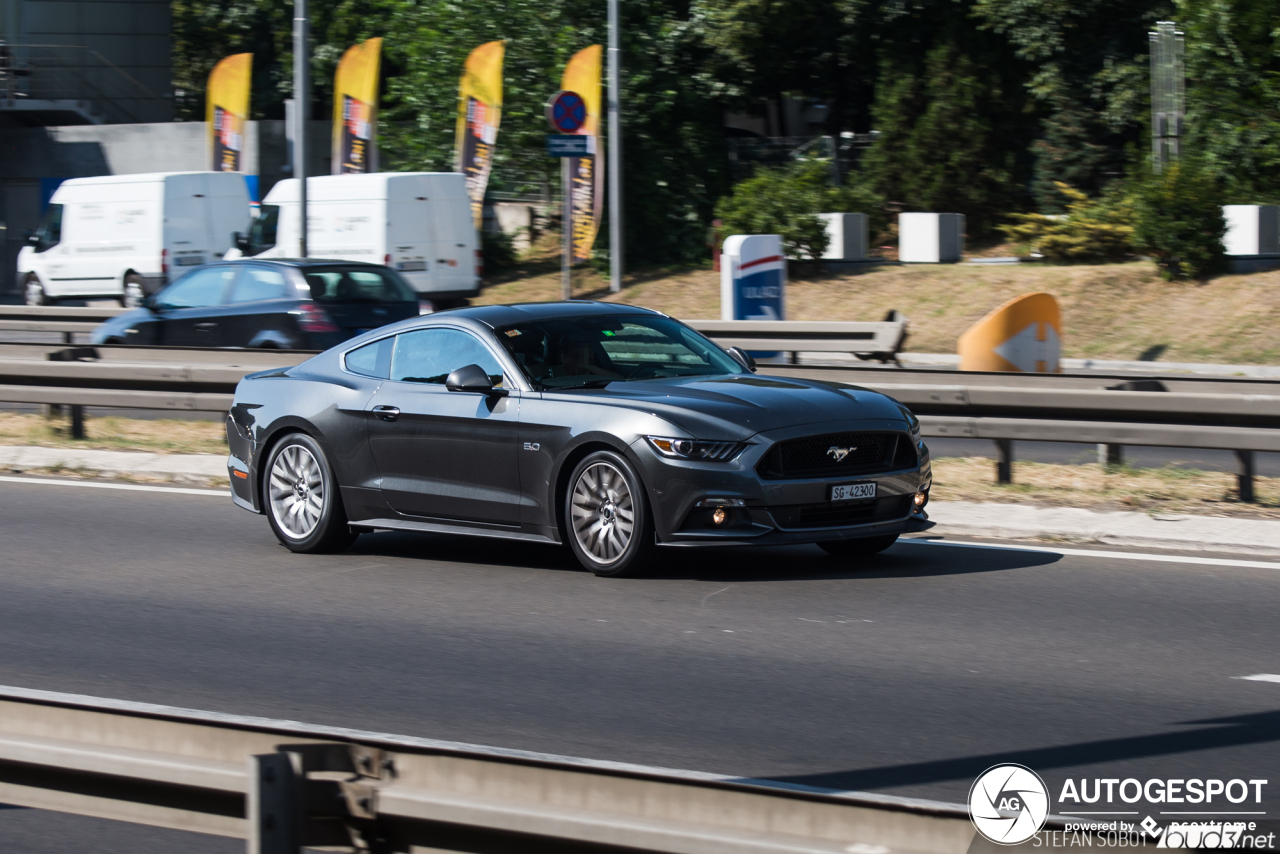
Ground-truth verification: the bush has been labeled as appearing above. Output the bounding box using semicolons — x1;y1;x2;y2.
1000;182;1135;262
1131;160;1227;280
714;160;885;262
481;228;519;273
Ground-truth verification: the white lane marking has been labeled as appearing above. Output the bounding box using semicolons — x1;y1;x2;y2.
0;475;228;497
1236;674;1280;684
899;537;1280;570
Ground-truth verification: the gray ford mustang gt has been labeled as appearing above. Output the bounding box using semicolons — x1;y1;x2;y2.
226;301;934;576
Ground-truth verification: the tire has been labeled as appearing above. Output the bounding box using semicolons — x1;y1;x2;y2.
263;433;358;553
819;534;899;560
24;275;52;306
122;273;146;308
564;450;654;577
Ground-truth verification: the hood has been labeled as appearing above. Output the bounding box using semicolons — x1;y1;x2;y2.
552;373;911;439
90;308;151;343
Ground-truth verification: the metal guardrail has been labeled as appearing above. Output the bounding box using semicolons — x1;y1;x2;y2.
0;305;129;343
686;318;909;363
0;684;984;854
0;341;1276;499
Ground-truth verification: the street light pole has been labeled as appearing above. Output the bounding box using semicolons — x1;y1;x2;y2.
293;0;309;257
607;0;622;293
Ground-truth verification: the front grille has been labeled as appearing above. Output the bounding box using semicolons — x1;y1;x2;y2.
757;431;913;479
769;495;913;529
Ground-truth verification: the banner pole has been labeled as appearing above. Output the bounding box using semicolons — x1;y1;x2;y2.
607;0;622;293
293;0;309;257
562;158;571;300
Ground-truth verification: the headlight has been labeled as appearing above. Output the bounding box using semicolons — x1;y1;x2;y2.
645;436;744;462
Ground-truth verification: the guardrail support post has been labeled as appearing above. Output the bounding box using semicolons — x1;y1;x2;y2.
69;405;85;439
1098;443;1122;467
249;752;301;854
1236;450;1256;503
995;439;1013;484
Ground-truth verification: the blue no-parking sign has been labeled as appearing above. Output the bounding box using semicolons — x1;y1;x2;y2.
720;234;786;321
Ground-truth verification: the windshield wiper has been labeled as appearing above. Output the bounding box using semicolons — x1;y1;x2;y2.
551;378;614;390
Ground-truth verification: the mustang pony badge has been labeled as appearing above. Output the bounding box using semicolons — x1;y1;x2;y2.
827;446;857;462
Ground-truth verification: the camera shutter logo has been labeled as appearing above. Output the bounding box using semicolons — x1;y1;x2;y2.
969;764;1050;845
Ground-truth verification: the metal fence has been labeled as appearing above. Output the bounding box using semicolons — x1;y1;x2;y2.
0;684;991;854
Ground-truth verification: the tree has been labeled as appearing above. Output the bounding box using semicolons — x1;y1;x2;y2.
1178;0;1280;202
862;39;1033;236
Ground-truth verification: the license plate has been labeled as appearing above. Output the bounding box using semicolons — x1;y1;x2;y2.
175;255;204;266
831;482;876;502
397;260;426;272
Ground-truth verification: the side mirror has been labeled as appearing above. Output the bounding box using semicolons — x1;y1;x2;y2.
233;231;250;253
728;346;757;373
24;231;38;247
445;363;505;395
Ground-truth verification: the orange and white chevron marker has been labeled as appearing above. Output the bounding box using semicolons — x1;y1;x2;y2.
957;292;1062;373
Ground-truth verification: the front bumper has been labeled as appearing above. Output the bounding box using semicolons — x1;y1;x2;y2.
629;420;933;548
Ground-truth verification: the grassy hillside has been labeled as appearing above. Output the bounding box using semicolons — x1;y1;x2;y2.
477;259;1280;365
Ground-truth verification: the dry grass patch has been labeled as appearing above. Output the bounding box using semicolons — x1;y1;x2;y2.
478;258;1280;364
0;412;227;455
933;456;1280;519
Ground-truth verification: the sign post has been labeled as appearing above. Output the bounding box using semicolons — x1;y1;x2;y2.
546;90;586;300
720;234;786;321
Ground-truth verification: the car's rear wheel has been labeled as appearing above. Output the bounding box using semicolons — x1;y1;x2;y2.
24;275;51;306
122;273;146;308
264;433;357;553
819;534;899;560
565;450;654;577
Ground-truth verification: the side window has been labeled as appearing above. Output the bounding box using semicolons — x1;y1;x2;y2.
34;204;62;253
229;266;289;303
154;266;237;309
345;337;393;379
390;328;504;386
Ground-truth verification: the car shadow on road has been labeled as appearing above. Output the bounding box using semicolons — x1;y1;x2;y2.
341;531;1061;581
761;709;1280;793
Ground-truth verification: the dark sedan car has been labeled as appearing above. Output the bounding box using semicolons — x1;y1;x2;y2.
225;301;933;576
91;259;421;349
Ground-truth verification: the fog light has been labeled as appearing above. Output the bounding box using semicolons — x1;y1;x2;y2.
712;508;727;525
914;490;928;509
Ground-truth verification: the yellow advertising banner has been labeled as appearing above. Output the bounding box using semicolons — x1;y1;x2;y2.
206;53;252;173
332;38;383;175
455;41;505;230
561;45;603;264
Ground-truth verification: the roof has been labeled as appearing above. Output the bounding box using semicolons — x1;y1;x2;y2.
225;258;390;269
441;301;662;327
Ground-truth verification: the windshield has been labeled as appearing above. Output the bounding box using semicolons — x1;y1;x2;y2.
495;314;746;389
303;267;416;304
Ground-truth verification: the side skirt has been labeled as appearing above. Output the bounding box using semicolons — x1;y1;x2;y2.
353;517;560;545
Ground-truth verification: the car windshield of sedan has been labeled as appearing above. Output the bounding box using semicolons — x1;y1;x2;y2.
495;315;746;389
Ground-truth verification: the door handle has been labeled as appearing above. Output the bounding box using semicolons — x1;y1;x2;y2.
373;405;400;422
194;322;218;330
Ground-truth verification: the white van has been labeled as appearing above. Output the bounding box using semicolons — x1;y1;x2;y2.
18;172;251;307
231;173;479;306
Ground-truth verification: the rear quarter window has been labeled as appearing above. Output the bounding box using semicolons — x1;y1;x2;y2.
304;268;415;304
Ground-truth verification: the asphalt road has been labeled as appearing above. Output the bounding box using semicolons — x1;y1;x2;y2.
1;478;1279;850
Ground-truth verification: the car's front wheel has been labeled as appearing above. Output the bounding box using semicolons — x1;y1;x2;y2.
565;450;654;577
264;433;358;553
122;273;146;308
819;534;899;560
24;275;51;306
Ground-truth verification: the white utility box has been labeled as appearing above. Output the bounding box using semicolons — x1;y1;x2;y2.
818;213;867;261
1223;205;1280;256
898;212;964;263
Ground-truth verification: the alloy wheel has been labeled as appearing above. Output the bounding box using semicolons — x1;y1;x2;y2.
570;461;635;565
268;443;325;540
